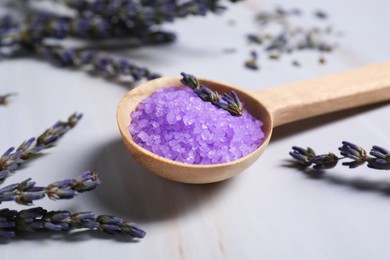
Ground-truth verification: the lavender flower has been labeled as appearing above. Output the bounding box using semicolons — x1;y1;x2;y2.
367;146;390;170
180;72;243;116
193;85;220;103
0;15;174;52
289;146;316;167
338;141;367;168
3;0;238;45
61;0;237;26
0;171;100;205
309;153;339;170
180;72;200;89
0;207;145;238
34;43;161;82
290;142;390;171
0;113;82;184
97;215;146;237
0;113;145;239
1;0;241;85
218;91;243;116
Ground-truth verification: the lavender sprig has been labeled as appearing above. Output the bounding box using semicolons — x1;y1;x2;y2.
0;14;175;51
1;0;241;85
289;141;390;170
0;171;100;205
2;0;239;46
0;113;82;184
35;43;161;82
0;207;145;238
180;72;243;116
59;0;237;25
0;93;15;105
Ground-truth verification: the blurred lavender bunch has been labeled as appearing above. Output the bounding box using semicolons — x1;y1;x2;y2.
0;113;145;239
244;6;341;70
290;141;390;171
0;0;241;85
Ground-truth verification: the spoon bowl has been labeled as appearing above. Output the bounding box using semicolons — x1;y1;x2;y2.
117;77;273;183
117;62;390;184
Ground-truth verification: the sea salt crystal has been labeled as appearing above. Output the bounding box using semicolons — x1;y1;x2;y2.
129;86;265;165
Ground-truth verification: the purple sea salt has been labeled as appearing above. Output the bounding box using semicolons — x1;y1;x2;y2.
129;86;265;165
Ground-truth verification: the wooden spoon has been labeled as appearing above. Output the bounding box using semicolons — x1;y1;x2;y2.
117;62;390;184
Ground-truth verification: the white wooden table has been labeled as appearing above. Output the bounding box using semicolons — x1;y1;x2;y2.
2;0;390;259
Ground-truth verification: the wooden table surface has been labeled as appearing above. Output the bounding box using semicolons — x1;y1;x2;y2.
1;0;390;259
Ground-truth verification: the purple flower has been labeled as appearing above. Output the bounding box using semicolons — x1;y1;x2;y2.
289;146;316;167
338;141;367;168
368;146;390;170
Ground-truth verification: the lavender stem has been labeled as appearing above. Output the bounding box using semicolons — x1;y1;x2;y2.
0;113;82;184
0;207;145;238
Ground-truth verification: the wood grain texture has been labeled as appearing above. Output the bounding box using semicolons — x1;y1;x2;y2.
254;61;390;127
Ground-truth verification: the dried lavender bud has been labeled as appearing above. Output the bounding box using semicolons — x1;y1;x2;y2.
367;146;390;170
34;43;160;83
1;0;241;86
0;93;15;105
289;146;316;167
60;0;238;26
310;153;339;170
0;171;100;205
338;141;367;168
180;72;243;116
180;72;200;89
194;86;220;103
0;207;145;238
0;113;82;184
1;15;174;52
97;215;146;237
46;171;100;200
9;0;238;44
290;142;390;171
0;179;45;205
218;91;243;116
244;60;259;70
244;50;259;70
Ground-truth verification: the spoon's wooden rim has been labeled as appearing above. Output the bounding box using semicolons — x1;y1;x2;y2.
116;77;273;183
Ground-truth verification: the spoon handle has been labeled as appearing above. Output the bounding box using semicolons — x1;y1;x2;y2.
254;62;390;127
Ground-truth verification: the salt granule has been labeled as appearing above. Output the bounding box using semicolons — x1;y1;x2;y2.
129;86;265;165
